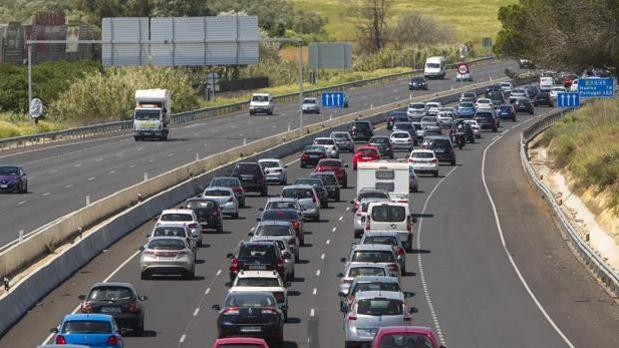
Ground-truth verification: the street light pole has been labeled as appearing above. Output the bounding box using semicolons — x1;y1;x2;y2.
27;43;32;126
298;40;304;135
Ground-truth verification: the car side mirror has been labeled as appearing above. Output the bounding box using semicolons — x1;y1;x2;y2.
139;246;145;252
344;164;349;168
50;327;59;334
281;304;289;311
256;217;261;221
336;273;344;278
412;216;418;223
338;291;346;297
284;165;288;168
349;200;355;204
409;307;418;314
248;232;254;237
258;207;264;211
119;328;129;336
78;294;86;300
139;295;148;301
211;304;221;311
340;257;347;263
226;253;234;259
404;291;415;298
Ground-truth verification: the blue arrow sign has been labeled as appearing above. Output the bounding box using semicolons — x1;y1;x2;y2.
321;92;345;108
578;77;614;98
557;92;580;108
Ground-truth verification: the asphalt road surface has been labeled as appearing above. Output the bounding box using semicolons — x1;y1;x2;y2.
0;60;516;248
3;102;618;347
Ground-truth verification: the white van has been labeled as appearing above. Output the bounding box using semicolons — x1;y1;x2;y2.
424;56;446;79
365;201;413;250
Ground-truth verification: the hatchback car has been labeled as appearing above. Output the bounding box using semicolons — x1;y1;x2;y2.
411;122;425;140
315;158;348;188
281;185;321;221
368;135;394;159
148;223;198;254
386;111;409;130
209;176;246;208
456;101;476;118
408;76;428;90
392;122;418;145
497;105;517;121
420;116;441;135
406;103;426;121
231;162;268;196
300;145;328;168
353;197;391;238
533;91;554;107
424;102;442;116
313;137;340;158
351;188;390;214
408;150;439;177
229;270;289;320
422;136;456;165
213;292;285;346
474;98;494;109
263;198;303;219
78;282;146;333
360;232;407;274
228;241;286;282
389;131;413;152
301;97;320;114
258;159;288;185
156;209;203;245
203;187;240;219
253;220;300;261
140;237;195;279
372;326;443;348
349;121;374;141
184;197;224;233
337;263;390;299
340;276;402;313
513;97;535;114
352;146;381;170
0;165;27;193
51;314;124;347
474;110;499;132
249;237;295;280
342;244;401;278
294;177;329;208
257;210;304;249
463;119;482;138
310;171;341;201
330;131;355;153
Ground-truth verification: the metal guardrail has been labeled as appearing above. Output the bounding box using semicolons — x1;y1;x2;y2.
0;57;496;150
520;106;619;297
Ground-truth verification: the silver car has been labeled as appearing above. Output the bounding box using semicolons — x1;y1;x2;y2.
330;131;355;152
302;97;320;114
340;276;403;312
258;159;288;185
148;222;198;255
421;116;441;135
337;263;390;299
344;291;414;346
249;237;295;280
353;197;390;238
406;102;426;121
360;232;407;275
313;137;340;158
389;131;413;151
341;244;400;278
252;221;300;261
203;186;239;219
140;237;195;279
281;185;320;222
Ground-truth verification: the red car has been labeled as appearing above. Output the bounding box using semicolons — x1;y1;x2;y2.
372;326;444;348
315;159;349;187
213;337;269;348
352;145;381;170
563;74;578;88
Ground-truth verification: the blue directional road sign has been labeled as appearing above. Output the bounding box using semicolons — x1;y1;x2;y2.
578;78;614;98
321;92;345;108
557;92;580;108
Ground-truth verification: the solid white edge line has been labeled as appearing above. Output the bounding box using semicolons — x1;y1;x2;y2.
481;119;575;348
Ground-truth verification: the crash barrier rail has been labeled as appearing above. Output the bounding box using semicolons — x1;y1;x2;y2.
0;75;512;335
521;106;619;297
0;57;496;150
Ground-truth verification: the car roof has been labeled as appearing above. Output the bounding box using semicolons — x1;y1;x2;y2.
282;184;315;190
253;93;270;96
154;222;189;228
63;313;113;322
318;158;342;163
266;197;298;203
362;231;401;238
214;337;267;345
411;149;435;154
258;158;281;163
88;282;135;290
352;244;396;251
426;135;451;140
347;262;389;269
257;220;293;226
204;186;234;192
311;171;337;177
314;137;333;141
352;276;400;284
377;326;435;336
240;241;277;247
161;209;194;214
236;270;280;279
354;290;405;301
148;236;188;243
390;130;410;135
356;145;378;151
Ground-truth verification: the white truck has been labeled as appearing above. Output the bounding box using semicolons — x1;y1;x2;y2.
424;56;446;79
133;89;171;141
357;160;410;204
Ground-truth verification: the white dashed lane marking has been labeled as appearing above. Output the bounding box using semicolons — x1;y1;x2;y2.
65;184;73;188
193;308;200;317
88;177;95;181
316;269;321;276
312;288;317;295
18;200;27;205
42;192;51;196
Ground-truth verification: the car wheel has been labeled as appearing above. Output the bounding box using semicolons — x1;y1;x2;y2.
217;225;224;233
451;160;456;166
140;271;149;280
300;238;305;246
401;266;406;276
300;162;305;168
134;136;141;141
493;127;498;132
185;268;195;280
434;171;439;177
295;253;299;263
239;199;245;208
314;215;320;222
336;192;341;202
135;320;145;335
232;212;239;219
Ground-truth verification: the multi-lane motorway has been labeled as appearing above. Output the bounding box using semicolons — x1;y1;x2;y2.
0;60;514;248
2;93;618;347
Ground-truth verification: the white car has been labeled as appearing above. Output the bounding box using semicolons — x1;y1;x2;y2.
437;111;455;128
406;102;426;120
313;137;339;158
229;270;289;320
389;131;413;151
475;98;494;109
500;81;513;94
202;187;239;219
550;86;567;100
302;97;320;114
570;79;579;92
424;102;442;116
156;209;203;247
249;93;274;116
463;120;482;138
258;158;288;185
148;222;198;253
456;71;473;81
408;149;439;177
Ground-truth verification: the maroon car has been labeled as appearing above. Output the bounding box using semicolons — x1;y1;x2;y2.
315;159;348;188
372;326;445;348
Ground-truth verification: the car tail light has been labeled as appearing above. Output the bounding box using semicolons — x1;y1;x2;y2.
342;278;353;283
292;220;300;230
302;154;309;159
143;249;156;256
128;301;141;313
388;264;399;272
188;223;198;230
55;335;66;344
407;215;412;231
276;259;284;275
408;158;415;163
273;292;285;303
223;307;240;315
262;308;279;315
348;314;357;320
397;247;406;256
283;251;292;259
229;258;239;273
81;301;94;313
108;335;119;345
312;196;317;204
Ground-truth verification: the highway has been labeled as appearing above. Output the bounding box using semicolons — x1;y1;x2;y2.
2;101;618;347
0;59;515;248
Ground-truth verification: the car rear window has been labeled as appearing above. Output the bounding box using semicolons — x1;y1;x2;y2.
267;201;298;210
304;145;326;153
358;191;389;201
88;286;134;301
256;225;292;237
351;250;396;263
295;179;323;187
319;160;341;167
282;188;314;199
476;112;493;119
348;267;386;277
232;163;260;175
409;103;425;109
225;293;275;308
314;138;335;145
371;205;406;222
204;189;232;197
262;210;298;220
393;123;412;130
260;161;280;168
63;320;112;334
313;174;338;185
235;277;280;287
356;299;403;316
378;334;433;347
353;282;401;294
210;177;239;186
148;239;186;250
392;133;409;138
421;117;437;123
153;226;187;238
412;152;434;159
363;236;398;246
185;200;216;210
370;137;390;144
160;213;193;222
238;244;277;261
353;122;371;129
357;148;378;156
331;132;348;138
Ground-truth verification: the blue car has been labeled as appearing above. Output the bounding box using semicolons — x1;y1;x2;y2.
456;101;476;118
497;105;517;121
51;314;124;347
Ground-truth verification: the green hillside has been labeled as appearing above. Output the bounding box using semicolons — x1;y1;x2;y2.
290;0;516;47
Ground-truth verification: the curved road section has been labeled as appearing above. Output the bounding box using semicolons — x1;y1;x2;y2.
1;101;617;347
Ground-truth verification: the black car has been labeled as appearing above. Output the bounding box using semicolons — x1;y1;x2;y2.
349;121;374;141
497;105;517;121
525;85;540;99
310;172;341;202
213;292;285;346
78;282;147;333
486;90;505;106
392;122;419;145
408;76;428;90
533;91;554;107
300;145;328;168
368;135;394;159
0;165;27;193
475;110;499;132
386;111;409;130
184;197;224;233
513;97;535;114
231;162;268;196
227;241;285;281
423;136;456;165
294;177;329;208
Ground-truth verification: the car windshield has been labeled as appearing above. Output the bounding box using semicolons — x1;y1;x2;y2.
426;63;440;68
357;299;403;316
412;77;425;82
252;95;269;102
160;213;193;222
262;210;298;220
204;189;231;197
348;267;386;277
134;109;160;120
391;133;409;139
153;226;187;238
378;333;433;347
363;236;398;246
371;205;406;222
313;174;337;185
235;278;280;287
353;282;401;294
0;166;19;175
260;161;280;168
357;148;378;156
303;98;317;104
314;139;334;145
62;320;112;334
256;225;292;236
88;286;134;301
282;188;314;199
351;250;396;263
148;239;185;250
331;132;348;139
295;179;322;187
225;293;275;308
412;152;434;159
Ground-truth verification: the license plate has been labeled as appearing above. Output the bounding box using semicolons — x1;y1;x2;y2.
248;265;267;270
0;184;7;189
310;155;319;158
240;326;261;333
101;307;121;314
241;175;253;180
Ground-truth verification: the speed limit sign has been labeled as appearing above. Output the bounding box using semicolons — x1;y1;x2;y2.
457;63;469;75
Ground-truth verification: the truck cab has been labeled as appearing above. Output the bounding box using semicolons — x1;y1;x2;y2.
133;89;171;141
424;56;446;79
